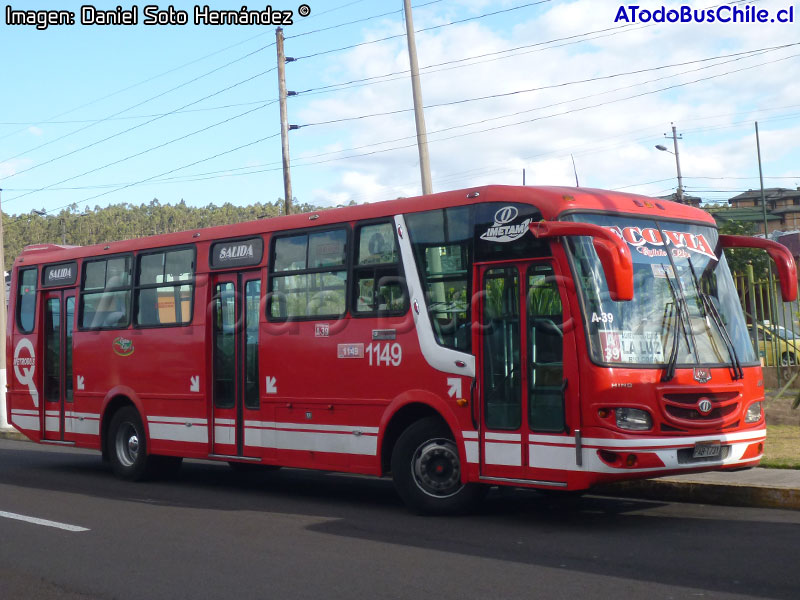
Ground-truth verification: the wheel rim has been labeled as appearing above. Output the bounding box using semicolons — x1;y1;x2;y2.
411;438;463;498
115;422;139;468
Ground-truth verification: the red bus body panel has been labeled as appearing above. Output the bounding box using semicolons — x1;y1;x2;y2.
6;186;767;492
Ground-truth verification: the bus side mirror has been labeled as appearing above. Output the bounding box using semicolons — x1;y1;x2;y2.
719;234;798;302
529;221;634;301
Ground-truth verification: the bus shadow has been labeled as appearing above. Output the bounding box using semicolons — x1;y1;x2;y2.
0;441;663;518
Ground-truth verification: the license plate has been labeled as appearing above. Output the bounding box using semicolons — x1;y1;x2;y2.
693;442;721;458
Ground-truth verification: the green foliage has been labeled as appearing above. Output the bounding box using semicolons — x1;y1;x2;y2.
3;197;323;271
717;220;771;276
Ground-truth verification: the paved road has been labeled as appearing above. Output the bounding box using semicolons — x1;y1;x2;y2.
1;439;799;600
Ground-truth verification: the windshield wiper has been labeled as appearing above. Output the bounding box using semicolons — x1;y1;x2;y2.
661;276;692;382
685;257;744;380
701;292;744;379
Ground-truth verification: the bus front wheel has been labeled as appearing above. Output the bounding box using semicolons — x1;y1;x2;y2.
108;406;153;481
391;416;485;514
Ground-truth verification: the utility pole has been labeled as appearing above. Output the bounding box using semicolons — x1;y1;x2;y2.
664;123;684;203
755;122;769;237
755;121;776;327
276;27;296;216
0;188;8;430
403;0;432;195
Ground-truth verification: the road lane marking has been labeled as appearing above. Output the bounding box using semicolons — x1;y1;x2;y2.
0;510;89;532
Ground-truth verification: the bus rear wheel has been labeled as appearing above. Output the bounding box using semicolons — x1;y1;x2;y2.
108;406;153;481
391;417;485;514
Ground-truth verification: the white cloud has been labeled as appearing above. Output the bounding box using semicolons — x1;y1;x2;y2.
289;0;800;205
0;158;34;179
27;126;43;136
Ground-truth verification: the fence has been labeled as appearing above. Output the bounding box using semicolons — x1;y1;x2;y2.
733;264;800;385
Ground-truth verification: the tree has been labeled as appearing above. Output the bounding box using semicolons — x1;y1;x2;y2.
718;219;770;276
4;197;326;271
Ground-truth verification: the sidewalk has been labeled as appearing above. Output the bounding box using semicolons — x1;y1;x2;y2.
2;428;798;510
597;468;800;511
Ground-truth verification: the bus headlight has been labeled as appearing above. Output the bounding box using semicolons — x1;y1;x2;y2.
615;408;652;431
744;402;763;423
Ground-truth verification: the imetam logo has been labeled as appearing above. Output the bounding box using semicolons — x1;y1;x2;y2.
494;206;519;224
480;206;531;243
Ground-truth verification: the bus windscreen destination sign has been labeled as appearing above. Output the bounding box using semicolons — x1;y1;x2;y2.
41;261;78;287
210;237;264;269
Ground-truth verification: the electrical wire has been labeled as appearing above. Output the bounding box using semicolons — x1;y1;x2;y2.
294;44;794;129
6;100;277;205
0;42;276;164
3;69;276;188
0;35;276;142
293;1;553;61
287;0;444;39
30;132;282;216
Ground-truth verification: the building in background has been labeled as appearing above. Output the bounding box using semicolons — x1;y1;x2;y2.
718;188;800;236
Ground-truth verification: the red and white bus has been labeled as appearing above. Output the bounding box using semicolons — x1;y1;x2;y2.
7;185;796;513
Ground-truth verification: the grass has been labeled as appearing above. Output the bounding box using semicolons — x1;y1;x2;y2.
762;424;800;469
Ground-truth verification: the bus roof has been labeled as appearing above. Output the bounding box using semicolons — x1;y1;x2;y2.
14;185;715;266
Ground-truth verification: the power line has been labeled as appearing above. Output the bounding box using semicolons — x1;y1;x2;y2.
35;56;795;198
294;44;793;129
292;0;368;24
287;0;444;39
5;100;277;206
293;22;640;96
420;52;800;146
0;34;276;142
0;100;278;126
611;178;677;191
293;0;553;61
292;0;746;97
277;50;799;173
34;132;283;216
0;42;276;165
3;68;276;185
282;46;790;164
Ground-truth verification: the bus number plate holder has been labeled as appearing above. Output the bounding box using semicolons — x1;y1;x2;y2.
692;442;721;459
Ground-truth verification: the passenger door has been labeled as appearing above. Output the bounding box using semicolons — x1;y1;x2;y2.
41;290;75;442
476;260;573;482
210;272;262;458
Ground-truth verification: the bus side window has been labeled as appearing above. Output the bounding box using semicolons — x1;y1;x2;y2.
268;228;349;320
80;256;132;329
353;222;408;315
17;268;38;333
135;248;195;327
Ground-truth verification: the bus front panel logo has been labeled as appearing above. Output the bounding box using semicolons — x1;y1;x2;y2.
694;367;712;383
480;206;532;243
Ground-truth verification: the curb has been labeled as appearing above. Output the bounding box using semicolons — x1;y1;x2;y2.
0;429;27;442
596;478;800;511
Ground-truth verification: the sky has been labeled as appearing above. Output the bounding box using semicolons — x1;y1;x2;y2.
1;0;799;220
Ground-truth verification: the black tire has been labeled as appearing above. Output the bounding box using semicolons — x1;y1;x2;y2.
107;406;154;481
391;417;486;514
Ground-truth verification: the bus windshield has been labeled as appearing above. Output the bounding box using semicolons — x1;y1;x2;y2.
565;213;757;368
